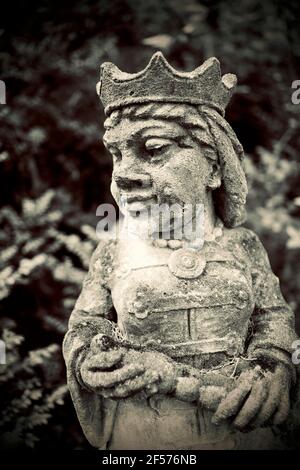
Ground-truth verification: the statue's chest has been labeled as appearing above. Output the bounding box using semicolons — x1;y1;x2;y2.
110;240;254;355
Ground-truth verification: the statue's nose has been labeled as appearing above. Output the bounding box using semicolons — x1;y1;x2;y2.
113;172;151;190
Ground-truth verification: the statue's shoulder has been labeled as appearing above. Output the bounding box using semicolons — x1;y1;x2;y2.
89;234;118;273
224;225;268;264
225;225;260;244
92;235;118;258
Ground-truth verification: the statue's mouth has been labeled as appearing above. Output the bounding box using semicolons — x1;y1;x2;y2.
120;191;156;213
124;198;156;214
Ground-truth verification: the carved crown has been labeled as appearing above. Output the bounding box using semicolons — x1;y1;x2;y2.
97;52;237;116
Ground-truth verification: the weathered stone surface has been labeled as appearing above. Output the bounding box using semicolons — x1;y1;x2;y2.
63;52;298;450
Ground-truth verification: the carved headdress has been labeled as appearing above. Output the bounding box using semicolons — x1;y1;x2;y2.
97;51;237;117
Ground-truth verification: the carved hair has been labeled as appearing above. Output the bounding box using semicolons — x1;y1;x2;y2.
104;103;248;228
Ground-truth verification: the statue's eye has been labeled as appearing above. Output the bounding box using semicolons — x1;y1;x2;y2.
145;138;171;159
148;145;164;157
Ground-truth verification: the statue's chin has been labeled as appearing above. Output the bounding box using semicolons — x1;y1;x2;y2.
118;198;204;241
119;214;197;242
119;213;160;240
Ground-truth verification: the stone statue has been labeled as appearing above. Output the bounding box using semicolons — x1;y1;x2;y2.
63;52;297;450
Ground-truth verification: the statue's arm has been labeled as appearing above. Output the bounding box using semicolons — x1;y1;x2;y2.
63;240;117;388
244;229;297;374
63;239;158;398
63;240;138;447
211;229;298;429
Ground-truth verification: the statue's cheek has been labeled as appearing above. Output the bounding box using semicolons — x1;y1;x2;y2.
155;177;200;205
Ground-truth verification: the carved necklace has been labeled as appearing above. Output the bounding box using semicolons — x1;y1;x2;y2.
151;219;224;279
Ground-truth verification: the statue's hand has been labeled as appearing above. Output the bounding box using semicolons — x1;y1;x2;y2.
212;362;291;430
79;336;160;398
98;349;176;398
130;350;177;396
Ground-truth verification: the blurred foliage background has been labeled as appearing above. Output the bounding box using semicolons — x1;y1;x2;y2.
0;0;300;449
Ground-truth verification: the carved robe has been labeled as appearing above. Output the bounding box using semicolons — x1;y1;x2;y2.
63;227;296;449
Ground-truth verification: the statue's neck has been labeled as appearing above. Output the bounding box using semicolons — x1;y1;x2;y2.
203;191;217;240
121;191;219;243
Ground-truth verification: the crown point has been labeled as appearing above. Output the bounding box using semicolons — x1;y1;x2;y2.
209;57;221;71
150;51;168;64
100;61;120;74
195;57;221;77
222;73;237;90
207;57;220;66
153;51;164;58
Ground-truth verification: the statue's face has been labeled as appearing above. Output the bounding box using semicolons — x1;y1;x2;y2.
103;117;218;218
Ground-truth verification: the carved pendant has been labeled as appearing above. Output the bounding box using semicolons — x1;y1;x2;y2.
168;248;206;279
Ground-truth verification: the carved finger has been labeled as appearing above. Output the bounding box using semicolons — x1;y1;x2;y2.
233;379;268;429
272;389;290;426
212;371;254;424
251;375;282;426
102;370;159;398
175;377;200;403
199;385;227;411
81;363;145;390
85;350;123;370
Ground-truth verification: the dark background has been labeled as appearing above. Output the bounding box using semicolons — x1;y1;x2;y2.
0;0;299;449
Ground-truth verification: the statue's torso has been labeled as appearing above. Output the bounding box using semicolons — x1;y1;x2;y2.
107;233;259;449
110;233;254;360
